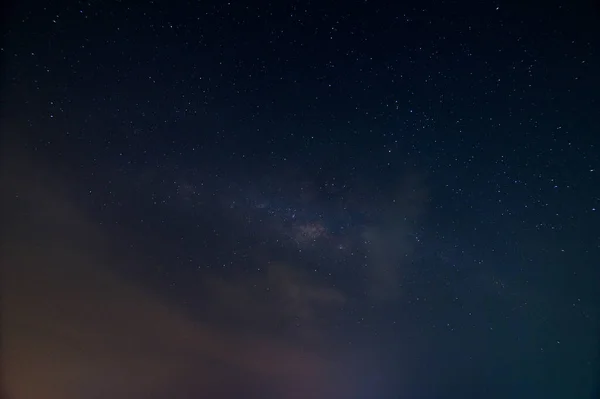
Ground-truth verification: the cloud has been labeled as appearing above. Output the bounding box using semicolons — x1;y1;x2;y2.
362;171;429;301
203;262;346;342
0;150;369;399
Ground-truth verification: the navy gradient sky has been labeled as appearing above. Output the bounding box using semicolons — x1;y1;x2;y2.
2;0;600;398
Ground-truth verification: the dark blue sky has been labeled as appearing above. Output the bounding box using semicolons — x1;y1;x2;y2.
2;0;599;398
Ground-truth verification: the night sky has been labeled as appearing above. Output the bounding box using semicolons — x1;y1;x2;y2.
1;0;599;398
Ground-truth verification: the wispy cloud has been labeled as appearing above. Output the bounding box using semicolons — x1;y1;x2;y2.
0;151;369;399
361;171;429;301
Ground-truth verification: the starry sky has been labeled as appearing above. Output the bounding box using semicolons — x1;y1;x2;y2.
1;0;599;398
